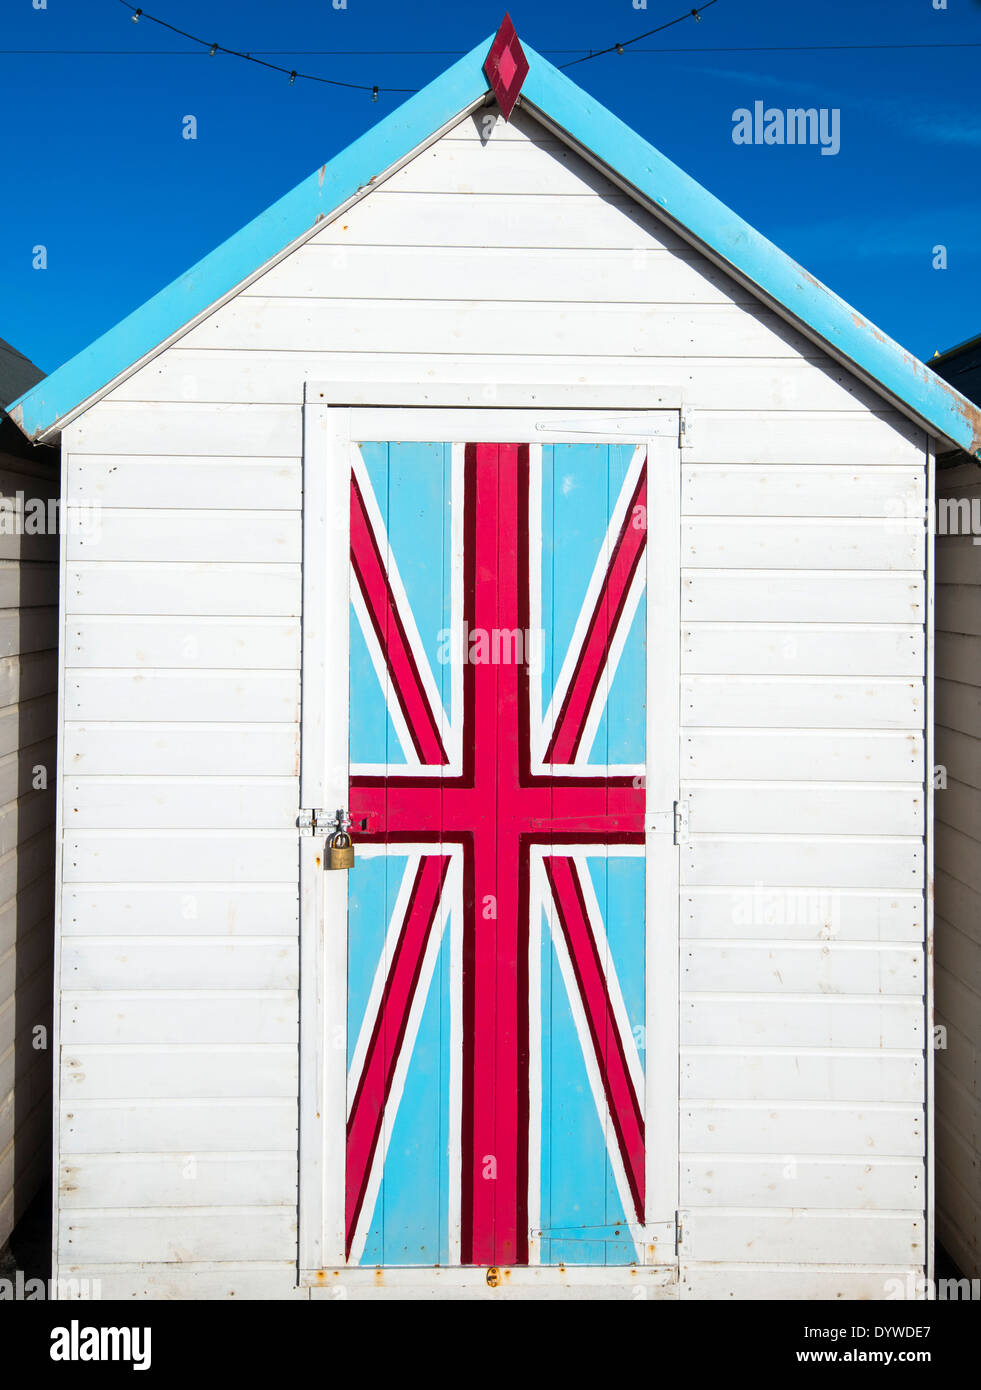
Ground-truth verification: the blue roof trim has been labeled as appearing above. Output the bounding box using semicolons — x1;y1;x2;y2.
9;32;981;457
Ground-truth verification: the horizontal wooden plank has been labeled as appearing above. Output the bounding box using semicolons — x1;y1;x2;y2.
66;722;298;777
58;1208;296;1263
0;695;57;759
683;997;923;1048
61;992;297;1044
252;242;749;306
61;1100;296;1153
63;778;298;831
114;350;885;414
935;726;981;795
60;1153;296;1208
66;616;300;671
683;464;923;518
0;650;58;708
681;1210;923;1264
934;870;981;947
62;1045;296;1099
682;676;923;729
72;404;299;458
935;823;981;898
680;1264;922;1300
688;411;924;468
934;964;981;1048
65;671;299;722
936;778;981;849
682;1157;922;1210
0;741;55;812
935;678;981;740
683;623;923;676
682;1102;923;1156
683;518;922;570
55;1262;308;1300
68;457;300;510
684;729;923;783
687;783;923;836
682;836;922;888
0;561;59;610
63;938;297;990
936;584;981;638
682;887;922;941
62;886;298;935
183;298;811;362
683;942;924;995
684;569;923;623
936;631;981;689
935;916;981;996
0;606;58;658
0;789;56;858
67;510;300;564
62;832;298;884
380;135;632;198
682;1050;923;1103
67;562;301;617
935;536;981;587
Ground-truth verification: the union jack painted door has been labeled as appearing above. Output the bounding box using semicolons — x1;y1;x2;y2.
299;406;680;1274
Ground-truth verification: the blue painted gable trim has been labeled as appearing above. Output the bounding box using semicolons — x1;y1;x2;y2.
9;32;981;457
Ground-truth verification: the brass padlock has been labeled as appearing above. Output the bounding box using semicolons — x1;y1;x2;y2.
327;829;355;870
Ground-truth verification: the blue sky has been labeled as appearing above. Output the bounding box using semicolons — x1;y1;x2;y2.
2;0;979;376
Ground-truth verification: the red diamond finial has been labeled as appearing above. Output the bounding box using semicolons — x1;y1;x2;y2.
484;14;529;121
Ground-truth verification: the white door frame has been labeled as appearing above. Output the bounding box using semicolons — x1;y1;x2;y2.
297;383;682;1288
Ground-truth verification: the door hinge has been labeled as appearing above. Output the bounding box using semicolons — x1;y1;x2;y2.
675;1209;689;1257
679;405;693;450
673;799;689;845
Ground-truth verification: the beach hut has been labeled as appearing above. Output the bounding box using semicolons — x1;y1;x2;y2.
0;337;58;1258
931;334;981;1280
8;21;981;1300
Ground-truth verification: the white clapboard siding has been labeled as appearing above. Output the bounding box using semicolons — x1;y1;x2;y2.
60;1153;296;1208
115;351;886;414
47;101;930;1296
683;998;923;1049
683;887;922;942
65;671;299;723
682;1157;922;1210
682;1103;923;1156
682;676;923;729
683;730;923;782
62;886;299;935
67;617;300;671
62;1045;297;1099
682;1210;923;1265
682;836;922;888
66;723;298;777
682;1051;924;1103
680;1265;920;1301
936;584;981;637
936;678;981;740
63;778;298;831
62;938;297;990
683;518;922;570
682;624;923;676
61;1100;296;1153
62;832;298;884
67;510;300;563
58;1209;297;1264
68;457;300;509
67;563;301;617
683;942;924;995
686;784;923;836
62;992;297;1045
683;464;923;517
936;630;981;687
685;570;923;623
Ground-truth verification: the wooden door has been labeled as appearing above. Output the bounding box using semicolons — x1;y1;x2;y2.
300;406;680;1275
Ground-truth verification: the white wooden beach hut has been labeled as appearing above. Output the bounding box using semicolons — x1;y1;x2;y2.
8;22;981;1300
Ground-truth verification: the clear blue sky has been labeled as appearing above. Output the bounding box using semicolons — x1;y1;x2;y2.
2;0;979;376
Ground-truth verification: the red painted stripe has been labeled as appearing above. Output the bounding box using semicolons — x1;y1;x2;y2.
345;853;450;1258
545;463;647;766
350;471;449;766
544;854;645;1223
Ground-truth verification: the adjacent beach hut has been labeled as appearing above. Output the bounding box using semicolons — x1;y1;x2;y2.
8;22;981;1300
0;337;58;1256
931;334;981;1280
